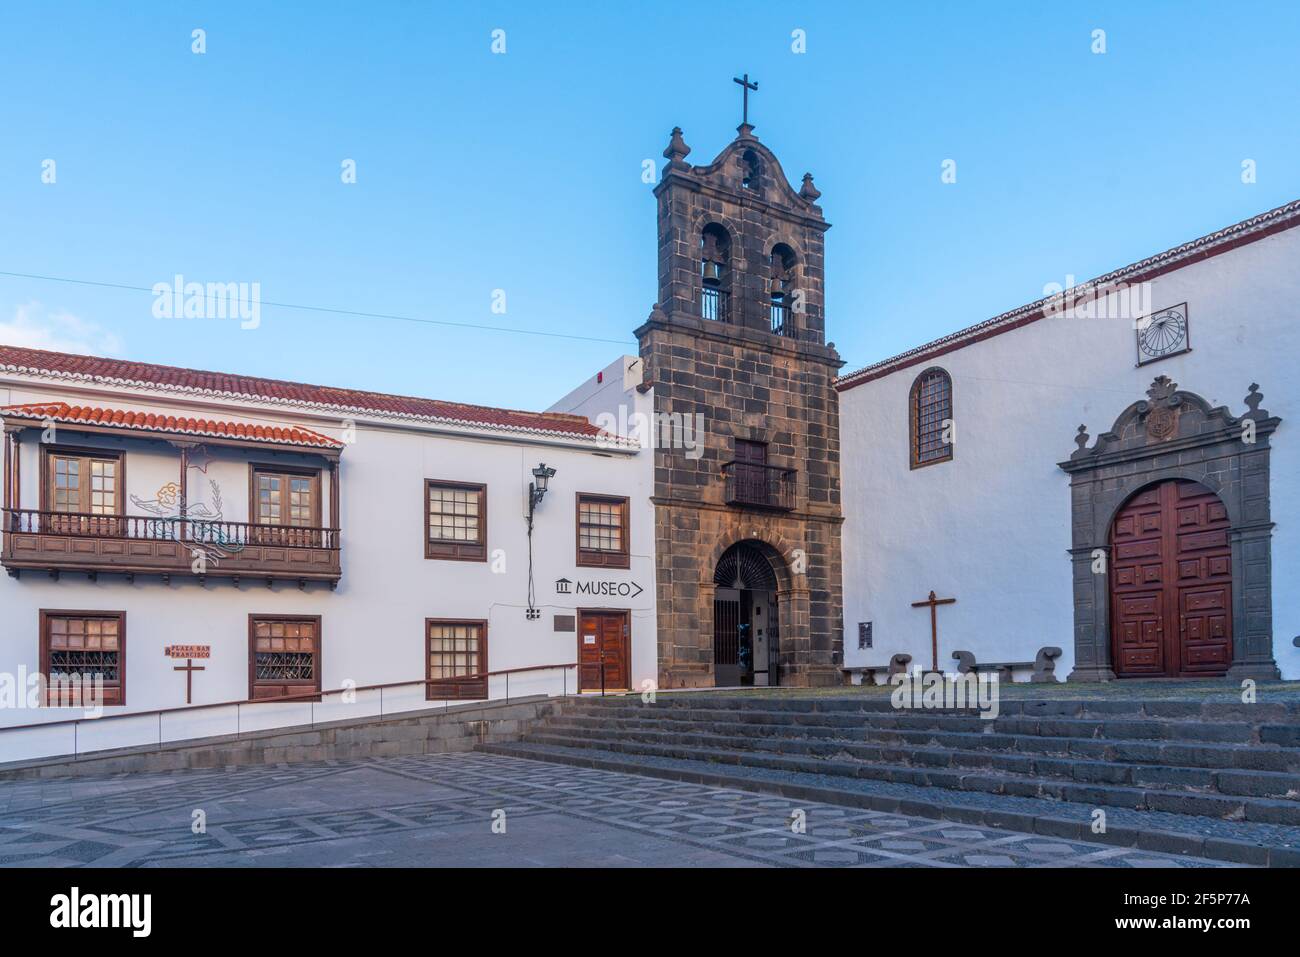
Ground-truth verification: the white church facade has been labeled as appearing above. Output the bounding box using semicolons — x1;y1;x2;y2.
839;199;1300;683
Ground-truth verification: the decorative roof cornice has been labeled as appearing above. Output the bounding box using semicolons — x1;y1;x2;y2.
2;401;345;450
0;346;639;450
836;197;1300;391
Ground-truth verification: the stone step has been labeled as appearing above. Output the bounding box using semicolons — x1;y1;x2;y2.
545;713;1300;771
520;730;1300;826
478;739;1300;867
535;721;1300;799
565;694;1300;724
551;705;1279;749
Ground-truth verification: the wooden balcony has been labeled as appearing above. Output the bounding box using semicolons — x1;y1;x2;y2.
721;461;797;512
2;508;341;586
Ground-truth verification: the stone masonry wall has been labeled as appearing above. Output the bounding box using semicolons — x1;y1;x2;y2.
638;317;844;688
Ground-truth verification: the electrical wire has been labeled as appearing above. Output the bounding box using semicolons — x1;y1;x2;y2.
0;270;636;347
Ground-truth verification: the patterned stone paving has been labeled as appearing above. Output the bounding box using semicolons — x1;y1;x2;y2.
0;752;1243;867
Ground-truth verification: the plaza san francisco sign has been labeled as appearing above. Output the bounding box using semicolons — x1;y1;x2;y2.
555;577;644;599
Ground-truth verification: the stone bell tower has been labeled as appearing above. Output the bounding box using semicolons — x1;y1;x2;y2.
635;110;844;689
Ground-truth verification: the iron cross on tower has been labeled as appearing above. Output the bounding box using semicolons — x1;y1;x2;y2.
733;73;758;125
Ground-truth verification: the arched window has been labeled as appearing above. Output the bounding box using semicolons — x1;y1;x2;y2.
768;244;797;336
741;149;762;191
910;368;953;468
700;223;731;322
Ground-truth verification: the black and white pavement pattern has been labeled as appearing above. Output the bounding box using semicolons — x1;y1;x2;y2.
0;752;1240;868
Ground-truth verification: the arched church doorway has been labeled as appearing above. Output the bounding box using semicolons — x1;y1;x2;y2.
1110;479;1233;677
713;542;783;687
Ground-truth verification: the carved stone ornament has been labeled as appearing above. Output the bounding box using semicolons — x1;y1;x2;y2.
1141;375;1182;441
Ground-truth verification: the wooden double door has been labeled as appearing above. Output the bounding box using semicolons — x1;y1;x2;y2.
578;610;630;692
1110;479;1233;677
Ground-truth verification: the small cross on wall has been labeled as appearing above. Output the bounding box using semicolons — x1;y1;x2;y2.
173;658;205;705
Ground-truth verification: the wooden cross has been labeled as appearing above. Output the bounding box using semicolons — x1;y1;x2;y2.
173;658;205;705
733;73;758;125
911;590;956;672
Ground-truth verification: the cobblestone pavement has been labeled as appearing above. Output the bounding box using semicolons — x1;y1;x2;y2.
0;752;1241;867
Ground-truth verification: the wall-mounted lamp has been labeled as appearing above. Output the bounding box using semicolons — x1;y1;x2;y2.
529;463;556;515
525;463;557;621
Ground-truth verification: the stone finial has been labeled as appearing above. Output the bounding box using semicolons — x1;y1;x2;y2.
1073;424;1089;453
735;122;756;140
799;173;821;202
1146;375;1178;404
1245;383;1264;418
662;127;691;168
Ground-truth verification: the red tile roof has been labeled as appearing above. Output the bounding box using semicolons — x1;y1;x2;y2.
2;401;345;450
0;345;606;440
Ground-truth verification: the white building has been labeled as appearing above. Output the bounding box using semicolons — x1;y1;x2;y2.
839;199;1300;682
0;348;656;759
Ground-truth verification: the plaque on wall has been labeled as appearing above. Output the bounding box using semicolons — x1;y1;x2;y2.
553;615;576;633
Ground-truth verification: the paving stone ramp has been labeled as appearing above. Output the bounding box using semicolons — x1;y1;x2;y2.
0;696;560;780
479;693;1300;867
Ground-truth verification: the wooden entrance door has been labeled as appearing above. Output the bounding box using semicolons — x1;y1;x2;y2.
578;610;629;692
1110;479;1232;677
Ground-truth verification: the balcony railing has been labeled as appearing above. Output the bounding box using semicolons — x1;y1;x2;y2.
721;462;797;511
2;508;341;584
701;286;730;323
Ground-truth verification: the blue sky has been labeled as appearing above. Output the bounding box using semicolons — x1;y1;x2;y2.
1;1;1297;410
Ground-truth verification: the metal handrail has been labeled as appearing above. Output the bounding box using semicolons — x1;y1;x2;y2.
0;663;580;761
